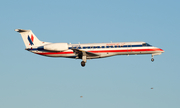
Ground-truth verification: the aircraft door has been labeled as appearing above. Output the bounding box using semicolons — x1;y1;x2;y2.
127;45;132;53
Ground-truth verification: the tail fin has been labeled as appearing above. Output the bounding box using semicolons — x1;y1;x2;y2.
15;29;44;48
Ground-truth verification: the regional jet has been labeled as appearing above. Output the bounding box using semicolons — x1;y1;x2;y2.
15;29;164;67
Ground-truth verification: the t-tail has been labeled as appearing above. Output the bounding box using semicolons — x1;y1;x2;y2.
15;29;48;48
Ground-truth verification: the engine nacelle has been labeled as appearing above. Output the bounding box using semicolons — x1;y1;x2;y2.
43;43;68;51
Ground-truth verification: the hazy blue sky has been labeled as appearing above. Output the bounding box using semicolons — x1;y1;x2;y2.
0;0;180;108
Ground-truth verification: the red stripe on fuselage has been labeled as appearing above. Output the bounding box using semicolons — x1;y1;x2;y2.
35;48;163;55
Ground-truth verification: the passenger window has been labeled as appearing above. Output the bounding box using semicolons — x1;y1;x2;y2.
115;45;119;48
146;43;151;46
123;45;127;47
116;45;120;48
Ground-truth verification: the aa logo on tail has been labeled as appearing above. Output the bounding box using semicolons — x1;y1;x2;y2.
28;34;34;45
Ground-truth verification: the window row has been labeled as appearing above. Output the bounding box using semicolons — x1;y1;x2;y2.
68;45;145;49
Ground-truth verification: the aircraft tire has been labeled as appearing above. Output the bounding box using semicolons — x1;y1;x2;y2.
81;61;85;67
151;58;154;62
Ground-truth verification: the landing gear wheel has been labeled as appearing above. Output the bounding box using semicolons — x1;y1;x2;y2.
81;61;85;67
151;58;154;62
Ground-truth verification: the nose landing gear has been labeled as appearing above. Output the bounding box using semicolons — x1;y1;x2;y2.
151;58;154;62
151;55;154;62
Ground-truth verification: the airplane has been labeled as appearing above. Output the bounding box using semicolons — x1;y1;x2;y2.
15;29;164;67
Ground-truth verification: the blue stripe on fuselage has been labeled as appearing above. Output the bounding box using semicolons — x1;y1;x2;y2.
68;44;147;49
28;44;151;51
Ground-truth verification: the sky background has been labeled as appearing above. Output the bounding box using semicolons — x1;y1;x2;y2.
0;0;180;108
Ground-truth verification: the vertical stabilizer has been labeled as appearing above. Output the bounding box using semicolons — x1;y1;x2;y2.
15;29;43;48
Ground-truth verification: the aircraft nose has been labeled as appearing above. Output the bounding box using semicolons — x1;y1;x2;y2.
159;48;165;53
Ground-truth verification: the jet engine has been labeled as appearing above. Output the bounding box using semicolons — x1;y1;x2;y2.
43;43;69;51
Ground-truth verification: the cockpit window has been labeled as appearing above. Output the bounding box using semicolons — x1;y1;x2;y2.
146;43;151;46
142;43;151;46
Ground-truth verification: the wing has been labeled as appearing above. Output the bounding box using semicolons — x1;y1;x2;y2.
71;48;99;58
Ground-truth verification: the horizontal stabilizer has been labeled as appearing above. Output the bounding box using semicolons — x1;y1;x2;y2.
15;29;31;32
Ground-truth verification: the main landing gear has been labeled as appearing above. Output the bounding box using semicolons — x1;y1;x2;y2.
81;51;87;67
151;55;154;62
